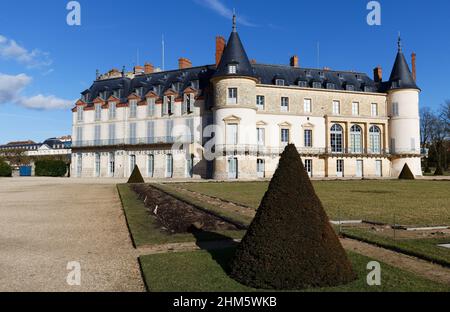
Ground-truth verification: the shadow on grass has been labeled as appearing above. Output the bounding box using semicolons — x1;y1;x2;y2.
188;226;239;273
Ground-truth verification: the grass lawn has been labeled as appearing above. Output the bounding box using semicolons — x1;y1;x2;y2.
140;248;450;292
172;180;450;226
342;228;450;268
117;184;245;247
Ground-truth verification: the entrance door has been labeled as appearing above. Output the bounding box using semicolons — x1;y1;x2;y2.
257;159;265;178
304;159;312;177
228;158;238;179
375;160;382;177
336;159;344;178
356;160;363;178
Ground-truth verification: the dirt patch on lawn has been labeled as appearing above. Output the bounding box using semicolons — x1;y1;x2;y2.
132;184;239;234
342;223;450;240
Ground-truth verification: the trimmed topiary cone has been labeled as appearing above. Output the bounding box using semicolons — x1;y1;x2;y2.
127;165;145;184
399;163;415;180
229;144;356;290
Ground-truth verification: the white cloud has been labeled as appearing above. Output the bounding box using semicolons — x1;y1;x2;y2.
0;73;32;103
194;0;258;27
0;34;52;68
18;94;73;110
0;72;72;110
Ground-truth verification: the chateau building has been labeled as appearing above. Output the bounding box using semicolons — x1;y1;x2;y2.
71;16;422;180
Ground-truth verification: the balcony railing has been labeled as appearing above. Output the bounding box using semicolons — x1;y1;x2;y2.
72;136;194;148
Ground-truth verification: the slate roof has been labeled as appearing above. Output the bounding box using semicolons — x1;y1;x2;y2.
78;20;422;107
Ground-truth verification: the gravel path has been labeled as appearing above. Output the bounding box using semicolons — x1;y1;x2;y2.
0;178;144;292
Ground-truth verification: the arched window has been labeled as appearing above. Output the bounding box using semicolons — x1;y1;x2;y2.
350;125;363;153
330;124;343;153
370;126;381;154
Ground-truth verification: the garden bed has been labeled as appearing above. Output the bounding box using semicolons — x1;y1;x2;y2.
132;184;239;234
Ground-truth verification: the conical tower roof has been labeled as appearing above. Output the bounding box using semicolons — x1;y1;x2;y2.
229;144;356;290
214;15;255;79
388;36;419;91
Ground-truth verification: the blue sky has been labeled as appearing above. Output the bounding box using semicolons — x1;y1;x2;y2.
0;0;449;144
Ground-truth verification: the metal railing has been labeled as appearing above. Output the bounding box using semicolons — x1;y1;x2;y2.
72;136;194;148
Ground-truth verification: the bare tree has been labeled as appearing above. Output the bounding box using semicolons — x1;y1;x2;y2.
430;111;447;175
420;107;435;173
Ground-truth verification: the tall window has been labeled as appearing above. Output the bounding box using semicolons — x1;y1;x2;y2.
281;128;290;145
186;119;194;142
226;123;238;145
129;123;137;144
95;104;102;121
369;126;381;154
94;125;101;145
109;102;116;120
228;88;238;104
350;125;363;153
94;153;100;177
77;107;84;122
391;138;396;154
281;97;289;112
183;94;192;114
129;100;137;118
257;128;265;146
148;155;154;178
332;101;340;115
256;95;265;110
76;127;83;144
108;124;116;145
304;129;313;148
147;121;155;144
147;98;155;117
304;99;312;113
352;102;359;116
304;159;313;177
166;120;174;141
336;159;344;177
167;96;173;115
257;159;265;178
186;154;194;178
166;154;173;178
371;103;378;117
330;124;343;153
109;153;115;177
76;153;82;177
392;102;399;116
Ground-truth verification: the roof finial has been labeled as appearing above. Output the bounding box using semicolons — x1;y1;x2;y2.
232;9;237;33
397;31;402;52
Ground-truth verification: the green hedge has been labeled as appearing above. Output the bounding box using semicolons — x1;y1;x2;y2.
0;160;12;177
35;160;67;177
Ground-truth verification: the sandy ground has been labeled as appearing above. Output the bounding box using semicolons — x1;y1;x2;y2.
0;177;144;292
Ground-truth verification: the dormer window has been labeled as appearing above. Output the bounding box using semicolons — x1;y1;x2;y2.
136;87;144;97
191;80;199;90
172;82;182;92
346;84;355;91
312;82;322;89
81;93;89;102
113;89;122;98
228;64;237;74
364;86;373;92
275;79;285;86
326;83;336;90
298;81;308;88
319;72;325;78
99;91;107;100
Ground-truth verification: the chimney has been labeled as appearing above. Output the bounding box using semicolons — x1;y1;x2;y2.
179;57;192;69
144;63;154;74
411;53;417;81
290;55;299;67
373;66;383;83
215;36;226;66
250;59;257;65
134;65;144;74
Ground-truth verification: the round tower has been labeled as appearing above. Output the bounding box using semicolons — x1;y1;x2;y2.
211;15;258;180
387;37;422;177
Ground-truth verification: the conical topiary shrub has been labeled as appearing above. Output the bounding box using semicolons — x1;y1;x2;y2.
229;144;356;290
399;163;415;180
127;165;145;184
